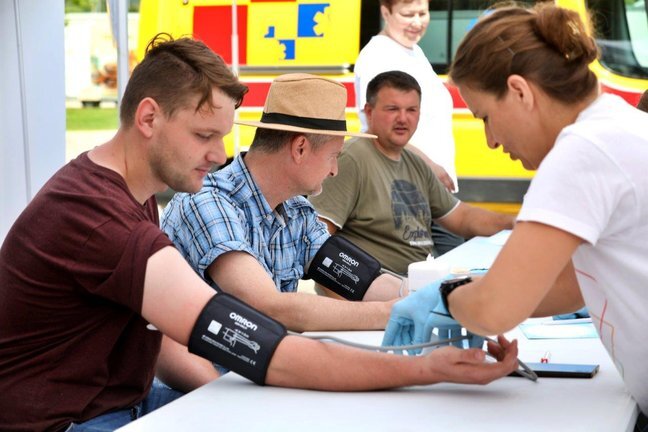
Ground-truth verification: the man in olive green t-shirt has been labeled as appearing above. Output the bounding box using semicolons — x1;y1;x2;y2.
309;71;514;277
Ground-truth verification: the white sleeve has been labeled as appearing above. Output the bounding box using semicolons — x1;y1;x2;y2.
518;134;634;246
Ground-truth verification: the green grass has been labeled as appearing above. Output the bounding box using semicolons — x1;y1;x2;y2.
66;107;119;130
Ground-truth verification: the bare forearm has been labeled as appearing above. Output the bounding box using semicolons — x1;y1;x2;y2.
460;208;514;238
266;336;427;390
531;261;585;317
209;252;390;332
450;223;583;335
363;273;406;301
266;334;520;390
266;292;391;331
449;279;524;335
438;203;513;240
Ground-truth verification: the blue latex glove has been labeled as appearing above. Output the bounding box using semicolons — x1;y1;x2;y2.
553;306;590;320
382;277;484;355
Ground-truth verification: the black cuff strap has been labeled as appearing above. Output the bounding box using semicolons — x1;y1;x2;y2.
305;235;381;301
188;293;287;385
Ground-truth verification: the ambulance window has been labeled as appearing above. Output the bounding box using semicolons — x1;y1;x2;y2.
419;0;534;74
587;0;648;79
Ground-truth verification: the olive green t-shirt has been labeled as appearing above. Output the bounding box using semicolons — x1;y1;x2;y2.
309;137;458;274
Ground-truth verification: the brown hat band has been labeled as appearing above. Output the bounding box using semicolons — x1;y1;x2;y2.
260;112;347;132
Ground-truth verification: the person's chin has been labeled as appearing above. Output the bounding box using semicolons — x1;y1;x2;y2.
308;186;323;197
519;158;536;170
406;33;422;44
172;178;203;194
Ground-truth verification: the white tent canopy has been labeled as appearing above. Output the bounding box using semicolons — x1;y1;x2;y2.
1;0;65;242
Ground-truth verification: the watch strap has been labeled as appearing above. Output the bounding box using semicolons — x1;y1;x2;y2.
439;276;473;316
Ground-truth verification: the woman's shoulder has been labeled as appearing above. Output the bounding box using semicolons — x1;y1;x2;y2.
357;35;399;61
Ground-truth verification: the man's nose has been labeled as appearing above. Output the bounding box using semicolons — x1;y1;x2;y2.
208;138;227;165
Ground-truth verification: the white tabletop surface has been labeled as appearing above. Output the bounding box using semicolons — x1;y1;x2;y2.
118;233;639;431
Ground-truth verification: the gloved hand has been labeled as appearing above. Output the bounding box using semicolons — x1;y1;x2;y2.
553;306;590;320
382;277;484;355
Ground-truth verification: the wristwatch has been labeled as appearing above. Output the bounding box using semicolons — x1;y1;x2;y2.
439;276;473;317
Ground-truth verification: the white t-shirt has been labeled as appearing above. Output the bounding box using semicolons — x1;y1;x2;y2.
518;94;648;414
354;35;457;188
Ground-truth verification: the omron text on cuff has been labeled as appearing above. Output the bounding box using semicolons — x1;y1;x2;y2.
304;235;382;301
188;292;287;385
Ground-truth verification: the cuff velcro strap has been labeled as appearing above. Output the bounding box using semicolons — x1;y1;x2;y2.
305;235;381;301
188;293;287;385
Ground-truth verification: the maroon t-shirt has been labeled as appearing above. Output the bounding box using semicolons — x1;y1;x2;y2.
0;152;173;431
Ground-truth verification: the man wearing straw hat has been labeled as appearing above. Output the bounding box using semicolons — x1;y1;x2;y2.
162;74;403;341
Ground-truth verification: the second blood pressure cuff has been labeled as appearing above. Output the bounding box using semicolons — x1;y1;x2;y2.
188;293;287;385
305;235;381;301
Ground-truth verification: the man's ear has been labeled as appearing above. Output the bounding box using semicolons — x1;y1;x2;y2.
290;134;308;163
364;103;373;124
506;74;535;111
134;97;160;138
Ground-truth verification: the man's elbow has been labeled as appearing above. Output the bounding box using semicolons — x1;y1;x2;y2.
317;216;339;235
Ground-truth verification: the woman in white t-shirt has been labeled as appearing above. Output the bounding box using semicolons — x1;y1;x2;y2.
354;0;457;192
450;3;648;426
386;3;648;428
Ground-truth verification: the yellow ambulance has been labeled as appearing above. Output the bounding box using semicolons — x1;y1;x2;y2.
138;0;648;209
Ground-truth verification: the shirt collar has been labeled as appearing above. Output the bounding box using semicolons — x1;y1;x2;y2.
230;155;284;225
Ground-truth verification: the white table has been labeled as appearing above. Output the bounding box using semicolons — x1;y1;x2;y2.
118;233;639;431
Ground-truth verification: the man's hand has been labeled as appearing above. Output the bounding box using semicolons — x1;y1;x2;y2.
382;278;484;354
429;161;456;193
421;335;519;385
405;144;456;192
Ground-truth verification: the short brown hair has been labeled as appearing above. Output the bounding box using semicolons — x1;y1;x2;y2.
366;70;421;107
450;3;598;104
379;0;429;12
120;33;248;127
249;128;334;154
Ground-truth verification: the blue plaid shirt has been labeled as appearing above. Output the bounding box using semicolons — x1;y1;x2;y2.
161;155;330;293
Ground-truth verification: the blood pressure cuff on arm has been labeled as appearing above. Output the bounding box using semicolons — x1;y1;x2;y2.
188;293;287;385
305;235;381;301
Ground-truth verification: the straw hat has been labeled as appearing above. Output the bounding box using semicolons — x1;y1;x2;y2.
235;73;376;138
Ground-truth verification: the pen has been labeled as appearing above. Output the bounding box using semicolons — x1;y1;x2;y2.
540;351;551;363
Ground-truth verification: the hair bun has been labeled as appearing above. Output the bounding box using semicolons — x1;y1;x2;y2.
534;4;598;64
